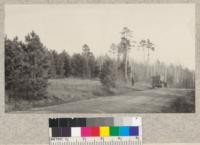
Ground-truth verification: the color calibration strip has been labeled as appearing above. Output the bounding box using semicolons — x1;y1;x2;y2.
49;117;142;145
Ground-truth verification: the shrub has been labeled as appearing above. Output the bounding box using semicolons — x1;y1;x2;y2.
100;58;117;89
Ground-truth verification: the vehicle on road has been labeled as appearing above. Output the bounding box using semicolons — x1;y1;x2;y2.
152;75;167;88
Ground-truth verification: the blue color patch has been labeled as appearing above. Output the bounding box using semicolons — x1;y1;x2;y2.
119;126;130;136
129;126;139;136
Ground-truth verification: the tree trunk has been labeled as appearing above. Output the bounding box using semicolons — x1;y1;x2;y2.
143;48;145;62
117;52;120;68
145;48;151;80
147;48;150;62
124;48;128;82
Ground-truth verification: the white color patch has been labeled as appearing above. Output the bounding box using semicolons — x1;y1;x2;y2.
71;127;81;137
49;128;52;137
122;117;133;126
132;117;142;126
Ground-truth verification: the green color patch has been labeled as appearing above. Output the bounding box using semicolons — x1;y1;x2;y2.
110;126;119;136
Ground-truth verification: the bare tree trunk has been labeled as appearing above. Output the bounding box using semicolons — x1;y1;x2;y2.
124;48;128;82
117;52;120;68
143;48;145;63
99;58;103;72
147;48;150;62
146;48;151;80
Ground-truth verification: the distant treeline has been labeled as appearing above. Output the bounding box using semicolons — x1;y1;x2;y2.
133;62;195;89
5;31;195;101
47;44;101;79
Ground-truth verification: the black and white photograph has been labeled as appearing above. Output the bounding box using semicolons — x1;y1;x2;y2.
5;4;195;113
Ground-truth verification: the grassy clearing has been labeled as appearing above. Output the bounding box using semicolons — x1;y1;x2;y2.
47;78;132;102
6;78;121;112
47;78;103;102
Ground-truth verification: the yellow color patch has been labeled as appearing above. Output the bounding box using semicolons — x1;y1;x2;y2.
100;126;110;137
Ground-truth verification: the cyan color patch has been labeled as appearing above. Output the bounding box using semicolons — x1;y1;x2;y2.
119;126;130;136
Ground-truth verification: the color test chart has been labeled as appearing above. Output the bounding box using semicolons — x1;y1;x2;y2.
49;117;142;145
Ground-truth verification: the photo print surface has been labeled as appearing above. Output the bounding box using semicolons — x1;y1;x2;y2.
5;4;195;113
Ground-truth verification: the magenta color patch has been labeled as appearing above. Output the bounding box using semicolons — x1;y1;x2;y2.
81;127;91;137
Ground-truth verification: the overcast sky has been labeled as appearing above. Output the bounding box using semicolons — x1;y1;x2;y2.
5;4;195;70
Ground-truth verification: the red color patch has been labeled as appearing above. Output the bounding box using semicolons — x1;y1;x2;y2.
91;127;99;136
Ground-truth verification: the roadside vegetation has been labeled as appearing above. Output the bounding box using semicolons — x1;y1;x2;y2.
162;90;195;113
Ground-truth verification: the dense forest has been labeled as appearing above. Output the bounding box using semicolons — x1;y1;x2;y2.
5;27;195;102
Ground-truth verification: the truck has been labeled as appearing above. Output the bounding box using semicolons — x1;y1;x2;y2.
152;75;167;88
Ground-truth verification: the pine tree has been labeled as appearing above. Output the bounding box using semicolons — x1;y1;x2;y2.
5;37;25;101
119;27;133;82
23;31;49;100
71;53;84;78
5;31;49;101
63;52;71;77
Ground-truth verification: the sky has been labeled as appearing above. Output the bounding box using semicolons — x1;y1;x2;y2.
5;4;195;70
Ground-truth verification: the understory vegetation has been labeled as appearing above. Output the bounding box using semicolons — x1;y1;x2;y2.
162;90;195;113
